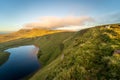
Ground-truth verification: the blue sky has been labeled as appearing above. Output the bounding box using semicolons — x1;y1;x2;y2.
0;0;120;31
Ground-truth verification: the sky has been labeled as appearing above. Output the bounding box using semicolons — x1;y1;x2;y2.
0;0;120;31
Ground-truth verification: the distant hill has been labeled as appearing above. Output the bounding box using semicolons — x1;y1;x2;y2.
0;28;67;43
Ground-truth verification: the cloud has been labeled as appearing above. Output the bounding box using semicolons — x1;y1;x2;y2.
24;16;93;29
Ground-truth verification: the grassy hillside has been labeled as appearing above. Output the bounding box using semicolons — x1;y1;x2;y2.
34;32;74;66
29;24;120;80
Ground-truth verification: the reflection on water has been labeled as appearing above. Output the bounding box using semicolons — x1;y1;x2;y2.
0;45;40;80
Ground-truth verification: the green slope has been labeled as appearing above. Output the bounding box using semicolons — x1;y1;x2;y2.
29;25;120;80
34;32;74;66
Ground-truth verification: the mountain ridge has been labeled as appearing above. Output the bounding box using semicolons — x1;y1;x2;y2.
0;28;73;43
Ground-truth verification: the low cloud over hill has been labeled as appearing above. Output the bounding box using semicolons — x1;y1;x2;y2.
24;16;93;29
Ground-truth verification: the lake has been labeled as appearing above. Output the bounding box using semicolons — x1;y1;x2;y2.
0;45;40;80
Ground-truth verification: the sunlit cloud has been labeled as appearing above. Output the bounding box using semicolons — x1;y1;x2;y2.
23;16;93;30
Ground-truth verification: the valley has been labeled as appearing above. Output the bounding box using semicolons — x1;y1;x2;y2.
0;24;120;80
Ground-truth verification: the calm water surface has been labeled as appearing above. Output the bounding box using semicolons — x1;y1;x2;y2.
0;45;40;80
